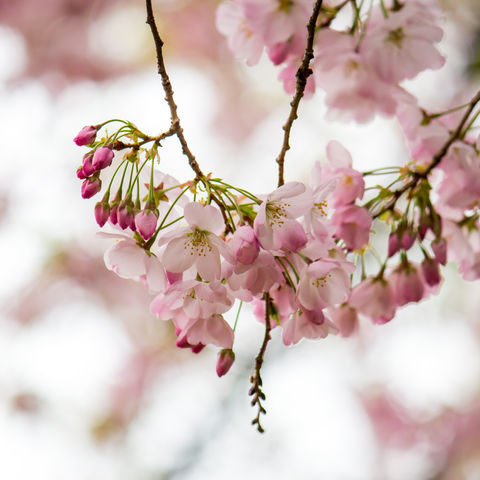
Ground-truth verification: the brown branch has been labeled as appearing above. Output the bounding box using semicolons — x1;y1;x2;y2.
248;293;272;433
276;0;323;188
145;0;204;181
372;89;480;219
145;0;235;229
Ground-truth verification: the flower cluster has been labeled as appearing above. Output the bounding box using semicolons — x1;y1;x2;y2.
74;0;480;431
217;0;444;122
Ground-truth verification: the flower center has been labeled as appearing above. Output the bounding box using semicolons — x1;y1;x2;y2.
266;201;289;227
277;0;294;12
185;229;212;257
314;199;328;217
385;27;405;48
311;274;332;288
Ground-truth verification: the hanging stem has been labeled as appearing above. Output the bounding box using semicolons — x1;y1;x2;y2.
276;0;323;187
249;293;272;433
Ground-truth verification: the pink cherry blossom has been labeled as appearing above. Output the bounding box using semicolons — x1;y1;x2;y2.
349;277;396;324
103;235;167;293
228;250;284;298
216;0;264;66
162;202;234;281
176;314;234;349
243;0;313;47
313;29;400;122
282;308;337;346
231;225;260;265
389;264;426;306
296;258;352;313
361;0;445;84
329;304;358;338
332;204;372;251
254;181;312;253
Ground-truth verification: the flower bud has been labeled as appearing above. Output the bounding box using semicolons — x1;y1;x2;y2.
135;209;158;241
94;195;110;227
401;228;416;251
231;225;260;265
432;237;447;265
92;146;114;170
216;349;235;377
76;166;87;179
117;199;135;230
82;153;97;177
388;233;400;257
74;125;97;146
81;177;101;199
421;257;441;287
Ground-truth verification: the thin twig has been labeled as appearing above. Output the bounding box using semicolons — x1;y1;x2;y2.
249;293;272;433
145;0;204;181
276;0;324;188
372;89;480;219
145;0;234;228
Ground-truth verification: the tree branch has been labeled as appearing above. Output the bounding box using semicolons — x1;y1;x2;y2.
276;0;323;188
373;89;480;219
249;293;272;433
145;0;204;181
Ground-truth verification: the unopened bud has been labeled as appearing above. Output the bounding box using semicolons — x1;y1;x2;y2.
117;199;135;230
94;195;110;227
81;177;101;199
74;125;97;146
401;229;416;251
76;166;87;180
135;209;158;241
388;233;400;257
421;258;441;287
82;153;97;177
432;237;447;265
216;349;235;377
92;146;114;170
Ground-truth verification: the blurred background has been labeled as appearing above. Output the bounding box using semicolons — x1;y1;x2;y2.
1;0;480;478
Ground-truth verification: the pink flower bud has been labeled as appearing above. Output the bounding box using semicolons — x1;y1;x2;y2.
109;203;119;225
401;229;416;251
388;233;400;257
231;225;260;265
432;237;447;265
418;215;431;240
216;349;235;377
135;210;158;241
331;305;358;337
74;125;97;146
117;200;135;230
81;177;101;199
94;199;110;227
421;258;441;287
76;166;87;179
390;264;425;307
92;146;114;170
82;153;97;177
